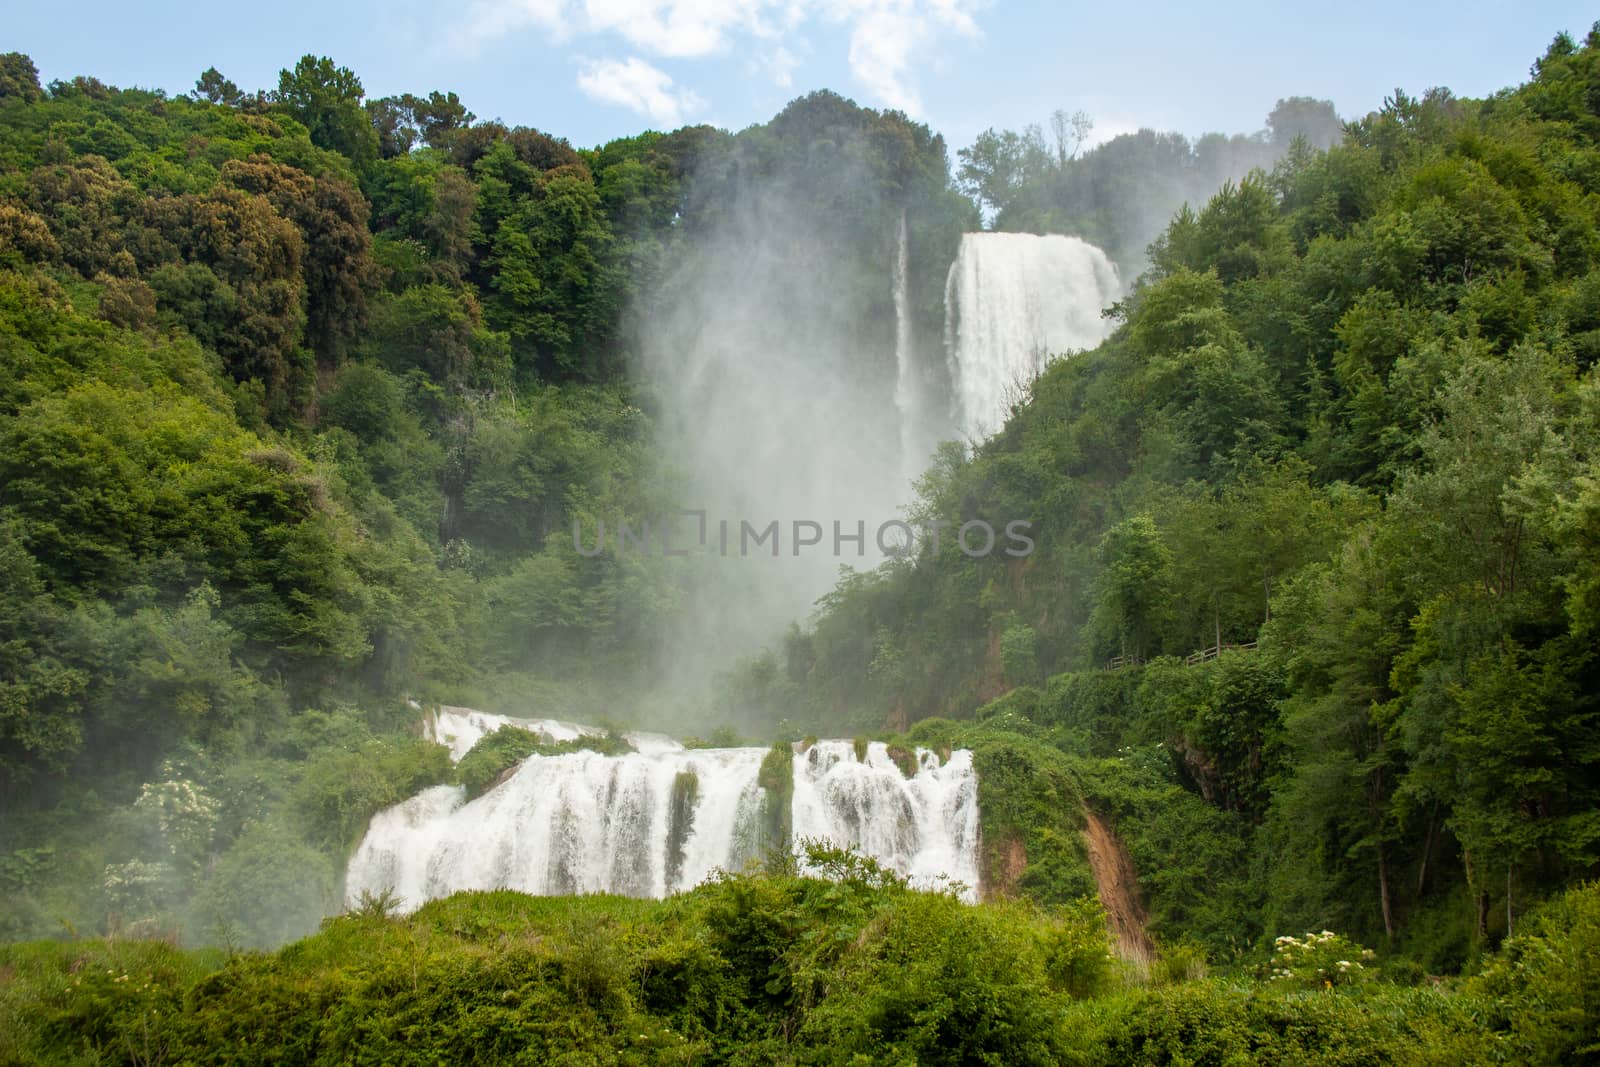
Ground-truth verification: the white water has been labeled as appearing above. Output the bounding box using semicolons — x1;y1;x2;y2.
425;705;600;762
346;746;769;909
425;705;684;762
944;232;1121;440
347;711;982;911
892;209;924;486
792;741;981;902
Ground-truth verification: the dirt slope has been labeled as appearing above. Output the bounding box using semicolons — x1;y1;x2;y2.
1081;810;1155;966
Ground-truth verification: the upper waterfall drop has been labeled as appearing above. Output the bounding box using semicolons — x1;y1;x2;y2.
944;232;1122;440
892;210;924;487
424;705;600;762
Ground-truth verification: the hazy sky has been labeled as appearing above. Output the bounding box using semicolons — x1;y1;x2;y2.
10;1;1596;151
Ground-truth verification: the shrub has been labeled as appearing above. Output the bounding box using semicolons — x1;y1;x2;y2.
191;821;337;948
454;724;544;798
1471;880;1600;1065
757;743;792;848
292;735;453;849
1041;897;1117;999
1268;929;1376;989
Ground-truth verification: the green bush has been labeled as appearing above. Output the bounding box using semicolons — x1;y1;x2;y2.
1471;880;1600;1064
191;821;337;949
454;724;544;798
0;874;1556;1065
757;743;792;849
291;736;453;850
454;726;640;800
1267;929;1376;989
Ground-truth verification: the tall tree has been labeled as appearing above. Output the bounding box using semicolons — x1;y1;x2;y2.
273;55;378;170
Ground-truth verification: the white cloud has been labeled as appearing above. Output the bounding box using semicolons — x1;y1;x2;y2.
841;7;928;113
458;0;572;46
576;55;705;126
767;44;799;90
821;0;983;114
455;0;986;118
586;0;768;58
455;0;773;57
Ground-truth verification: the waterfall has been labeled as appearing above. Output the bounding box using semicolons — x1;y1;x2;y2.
346;709;982;911
944;232;1121;440
792;741;981;902
892;210;922;486
346;745;770;909
425;705;599;762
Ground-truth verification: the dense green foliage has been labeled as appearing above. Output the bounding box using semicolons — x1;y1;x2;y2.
5;868;1599;1065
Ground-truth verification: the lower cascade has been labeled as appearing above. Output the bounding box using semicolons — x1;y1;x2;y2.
792;740;979;899
345;710;981;910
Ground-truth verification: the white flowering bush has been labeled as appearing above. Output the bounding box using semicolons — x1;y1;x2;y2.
102;859;173;918
1268;930;1376;988
133;772;219;866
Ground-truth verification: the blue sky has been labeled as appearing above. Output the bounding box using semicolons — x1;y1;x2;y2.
9;1;1597;153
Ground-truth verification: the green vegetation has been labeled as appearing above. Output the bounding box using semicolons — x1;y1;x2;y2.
3;863;1598;1064
456;726;638;800
757;743;793;849
454;725;545;798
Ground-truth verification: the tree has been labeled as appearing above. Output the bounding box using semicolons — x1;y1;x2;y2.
365;96;418;158
141;185;308;405
26;154;136;276
367;91;477;159
221;156;377;363
484;167;615;376
1266;97;1343;149
0;52;43;103
416;91;475;147
273;55;377;169
1090;515;1175;664
192;67;242;107
1262;529;1410;943
1048;108;1093;165
957;126;1050;220
0;521;86;787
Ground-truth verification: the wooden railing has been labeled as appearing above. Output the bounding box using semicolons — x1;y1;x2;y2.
1104;641;1259;671
1183;640;1259;666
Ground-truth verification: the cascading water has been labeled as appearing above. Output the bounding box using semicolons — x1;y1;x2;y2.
346;743;770;909
944;232;1121;440
892;209;924;486
425;705;599;762
792;741;981;902
346;709;982;911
